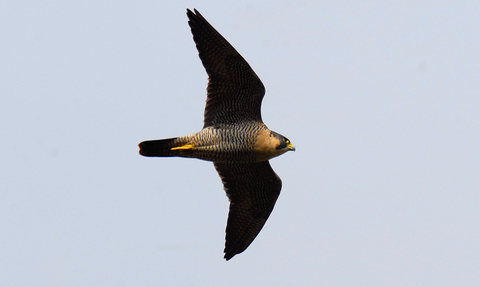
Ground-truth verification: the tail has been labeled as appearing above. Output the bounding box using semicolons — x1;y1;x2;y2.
139;137;188;157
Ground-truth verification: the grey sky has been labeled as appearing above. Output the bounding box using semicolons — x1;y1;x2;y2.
1;1;479;286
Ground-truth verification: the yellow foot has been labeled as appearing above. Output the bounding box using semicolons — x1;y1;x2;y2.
171;144;194;151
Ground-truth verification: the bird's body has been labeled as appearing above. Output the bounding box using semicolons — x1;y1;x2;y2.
139;9;295;260
140;123;290;164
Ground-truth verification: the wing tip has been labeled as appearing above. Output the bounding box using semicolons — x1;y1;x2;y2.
224;247;241;261
186;8;202;19
224;253;234;261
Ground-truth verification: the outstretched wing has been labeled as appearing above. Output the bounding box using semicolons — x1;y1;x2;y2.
214;161;282;260
187;9;266;128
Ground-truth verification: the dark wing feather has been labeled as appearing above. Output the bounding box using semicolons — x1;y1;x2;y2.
187;9;266;128
214;161;282;260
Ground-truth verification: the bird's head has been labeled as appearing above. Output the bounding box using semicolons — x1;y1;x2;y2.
274;133;295;153
254;130;295;162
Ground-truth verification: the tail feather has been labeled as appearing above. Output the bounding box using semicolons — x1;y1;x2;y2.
139;137;181;157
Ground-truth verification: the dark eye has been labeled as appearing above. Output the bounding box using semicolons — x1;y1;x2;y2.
284;138;290;144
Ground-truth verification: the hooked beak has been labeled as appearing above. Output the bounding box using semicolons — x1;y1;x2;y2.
288;143;296;152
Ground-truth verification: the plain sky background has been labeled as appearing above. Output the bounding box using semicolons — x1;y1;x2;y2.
1;1;479;286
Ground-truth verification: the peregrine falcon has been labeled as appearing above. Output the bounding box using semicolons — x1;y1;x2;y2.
139;9;295;260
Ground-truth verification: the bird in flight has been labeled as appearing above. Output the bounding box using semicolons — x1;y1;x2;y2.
139;8;295;260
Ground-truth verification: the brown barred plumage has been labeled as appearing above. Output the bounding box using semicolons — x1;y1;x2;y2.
139;9;295;260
